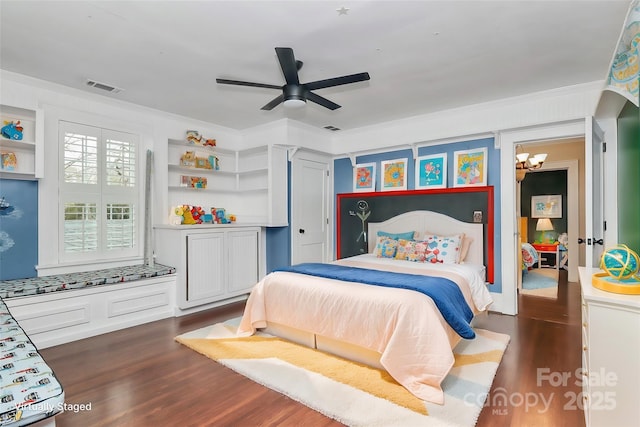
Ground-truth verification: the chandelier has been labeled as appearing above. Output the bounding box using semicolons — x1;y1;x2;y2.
515;145;547;182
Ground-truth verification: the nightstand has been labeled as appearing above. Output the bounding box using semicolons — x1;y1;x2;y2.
531;243;559;270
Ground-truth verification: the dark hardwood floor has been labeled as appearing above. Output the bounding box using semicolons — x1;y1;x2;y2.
40;270;583;427
474;269;585;427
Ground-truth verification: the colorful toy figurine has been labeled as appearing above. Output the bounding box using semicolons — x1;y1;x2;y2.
208;155;220;170
186;130;203;145
186;130;216;148
190;205;205;223
169;206;183;225
180;151;196;167
181;208;197;224
1;152;17;171
195;156;212;169
1;121;23;140
189;176;207;188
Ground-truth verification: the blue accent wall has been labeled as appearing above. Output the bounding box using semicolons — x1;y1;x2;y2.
333;138;503;293
0;179;38;280
266;226;290;272
265;161;291;272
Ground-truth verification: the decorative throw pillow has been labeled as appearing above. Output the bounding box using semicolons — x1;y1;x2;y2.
423;234;464;264
377;230;416;241
459;236;473;263
375;236;398;258
395;239;428;262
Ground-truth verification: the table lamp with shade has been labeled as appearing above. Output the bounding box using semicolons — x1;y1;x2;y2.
536;218;554;243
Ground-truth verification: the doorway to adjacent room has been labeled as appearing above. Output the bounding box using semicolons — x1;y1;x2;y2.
516;139;581;321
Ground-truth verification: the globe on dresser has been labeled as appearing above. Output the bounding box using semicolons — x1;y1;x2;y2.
599;244;640;280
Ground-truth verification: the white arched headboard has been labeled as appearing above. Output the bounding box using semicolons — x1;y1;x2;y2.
367;210;484;266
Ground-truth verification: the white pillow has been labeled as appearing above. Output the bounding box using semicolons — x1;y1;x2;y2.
459;236;474;263
422;233;464;264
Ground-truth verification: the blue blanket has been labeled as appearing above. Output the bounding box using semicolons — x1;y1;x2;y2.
274;263;475;339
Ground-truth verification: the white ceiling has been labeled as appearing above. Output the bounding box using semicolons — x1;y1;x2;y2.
0;1;632;132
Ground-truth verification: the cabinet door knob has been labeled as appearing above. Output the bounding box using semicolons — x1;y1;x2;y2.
299;229;305;234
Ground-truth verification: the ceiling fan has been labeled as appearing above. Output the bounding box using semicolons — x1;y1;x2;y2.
216;47;370;111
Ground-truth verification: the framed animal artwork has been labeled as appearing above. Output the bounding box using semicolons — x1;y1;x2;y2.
353;163;376;192
453;148;487;187
415;153;447;189
381;158;408;191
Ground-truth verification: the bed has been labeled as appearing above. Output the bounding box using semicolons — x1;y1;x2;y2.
238;211;493;404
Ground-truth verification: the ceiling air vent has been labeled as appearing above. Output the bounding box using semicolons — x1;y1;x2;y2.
86;79;123;94
324;125;341;132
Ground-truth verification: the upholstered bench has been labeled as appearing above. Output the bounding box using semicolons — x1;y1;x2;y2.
0;264;175;299
1;264;177;349
0;297;64;427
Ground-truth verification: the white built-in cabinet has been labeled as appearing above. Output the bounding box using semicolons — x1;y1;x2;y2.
166;139;288;226
579;267;640;427
0;104;43;180
155;226;261;310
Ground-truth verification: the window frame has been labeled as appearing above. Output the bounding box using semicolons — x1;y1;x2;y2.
58;120;141;264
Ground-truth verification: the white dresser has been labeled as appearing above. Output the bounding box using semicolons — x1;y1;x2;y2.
578;267;640;427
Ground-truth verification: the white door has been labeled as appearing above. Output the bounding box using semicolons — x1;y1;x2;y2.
584;117;606;268
291;156;329;264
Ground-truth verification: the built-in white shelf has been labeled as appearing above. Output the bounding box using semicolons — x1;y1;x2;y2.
165;138;287;226
0;105;43;180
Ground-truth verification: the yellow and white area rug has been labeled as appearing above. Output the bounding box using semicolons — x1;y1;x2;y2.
176;318;510;427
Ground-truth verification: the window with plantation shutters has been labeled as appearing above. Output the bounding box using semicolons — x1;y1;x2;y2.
59;121;139;262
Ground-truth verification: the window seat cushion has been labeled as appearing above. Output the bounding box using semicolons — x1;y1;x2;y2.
0;297;65;425
0;263;176;299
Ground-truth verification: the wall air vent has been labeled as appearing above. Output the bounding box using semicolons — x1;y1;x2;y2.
323;125;341;131
86;79;123;94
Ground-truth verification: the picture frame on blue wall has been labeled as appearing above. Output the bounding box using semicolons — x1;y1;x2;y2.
381;158;408;191
353;163;376;192
453;147;487;187
415;153;447;189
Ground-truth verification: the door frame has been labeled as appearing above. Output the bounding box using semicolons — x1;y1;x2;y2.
585;117;606;268
528;159;580;283
499;120;585;315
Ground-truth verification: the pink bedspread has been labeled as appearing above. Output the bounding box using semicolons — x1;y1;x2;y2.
237;255;492;404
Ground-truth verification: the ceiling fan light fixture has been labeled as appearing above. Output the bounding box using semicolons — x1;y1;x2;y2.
216;47;370;113
283;98;306;109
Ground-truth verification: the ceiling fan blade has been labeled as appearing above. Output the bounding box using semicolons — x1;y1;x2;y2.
305;72;370;91
261;94;285;111
306;91;341;110
275;47;300;85
216;78;281;90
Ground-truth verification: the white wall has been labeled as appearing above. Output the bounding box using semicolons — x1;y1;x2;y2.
242;118;331;150
329;81;603;154
1;71;243;273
